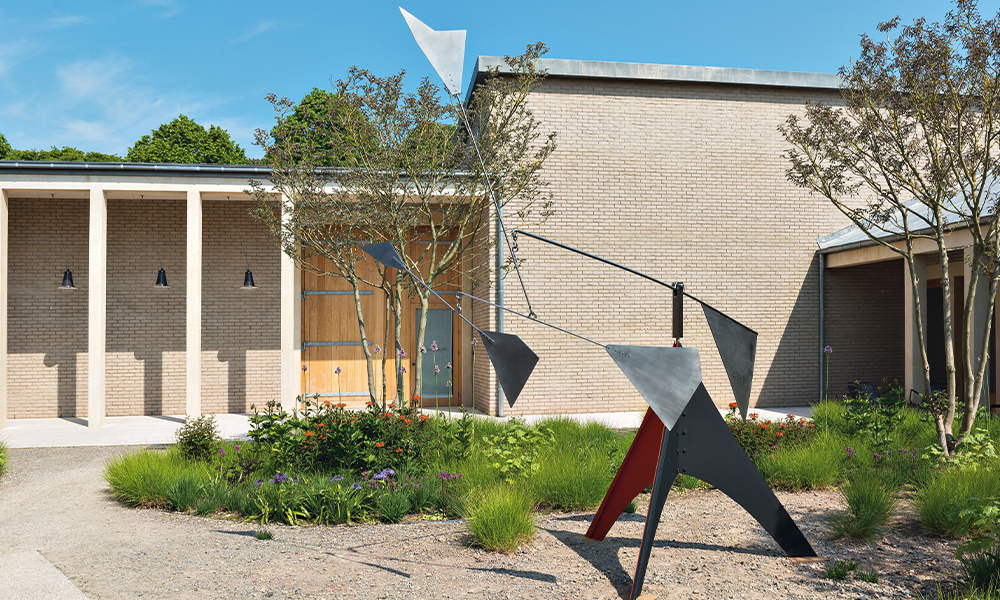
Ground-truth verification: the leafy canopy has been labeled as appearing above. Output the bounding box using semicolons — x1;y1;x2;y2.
127;115;249;164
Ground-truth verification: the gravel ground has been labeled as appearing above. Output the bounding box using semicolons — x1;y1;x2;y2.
0;446;966;600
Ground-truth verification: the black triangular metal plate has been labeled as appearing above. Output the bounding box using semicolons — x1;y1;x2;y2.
480;330;538;407
605;345;702;431
702;304;756;420
360;242;406;270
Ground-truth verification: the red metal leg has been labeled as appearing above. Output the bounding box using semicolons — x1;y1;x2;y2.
585;408;665;541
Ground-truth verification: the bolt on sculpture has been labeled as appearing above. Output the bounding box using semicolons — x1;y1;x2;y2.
385;9;819;600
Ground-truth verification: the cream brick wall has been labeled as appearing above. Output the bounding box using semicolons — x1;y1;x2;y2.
483;77;856;414
6;197;280;418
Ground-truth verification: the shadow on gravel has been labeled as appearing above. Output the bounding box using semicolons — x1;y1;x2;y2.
544;527;785;599
469;567;556;583
214;530;258;538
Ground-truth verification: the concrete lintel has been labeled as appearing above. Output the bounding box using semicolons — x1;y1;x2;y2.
186;188;202;418
87;186;107;428
826;230;975;269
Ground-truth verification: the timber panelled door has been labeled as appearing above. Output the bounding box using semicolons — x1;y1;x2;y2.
301;246;463;408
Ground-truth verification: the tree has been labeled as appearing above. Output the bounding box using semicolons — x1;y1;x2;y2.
127;115;249;164
780;0;1000;453
0;133;11;159
9;147;122;162
252;43;556;406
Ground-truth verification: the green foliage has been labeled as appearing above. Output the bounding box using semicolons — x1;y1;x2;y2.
166;471;204;512
530;447;613;510
755;433;845;490
823;560;859;581
265;88;369;167
624;499;638;514
482;418;554;482
842;380;907;447
377;490;411;524
466;485;536;553
857;569;879;583
0;133;11;159
248;397;443;474
959;548;1000;597
104;449;200;507
832;470;899;541
0;440;7;478
175;414;221;462
916;465;1000;536
127;115;249;164
925;430;998;472
254;529;273;540
9;146;122;162
950;496;1000;591
725;408;816;459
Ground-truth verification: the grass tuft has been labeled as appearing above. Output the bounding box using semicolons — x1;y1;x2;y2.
467;485;535;553
254;529;273;541
857;569;879;583
0;440;7;479
104;449;200;508
823;560;859;581
757;433;846;490
377;491;411;524
916;465;1000;536
832;470;899;541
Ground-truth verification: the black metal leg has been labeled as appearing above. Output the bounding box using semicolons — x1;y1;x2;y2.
629;422;678;600
680;384;816;557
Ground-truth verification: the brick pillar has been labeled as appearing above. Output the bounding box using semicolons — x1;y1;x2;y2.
904;255;929;396
186;188;202;418
280;194;301;412
0;190;7;428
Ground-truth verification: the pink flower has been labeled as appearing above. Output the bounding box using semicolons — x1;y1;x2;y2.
446;362;452;370
430;341;438;352
397;348;407;358
399;366;407;374
434;365;440;373
419;345;427;354
472;338;479;346
373;344;382;354
334;366;342;375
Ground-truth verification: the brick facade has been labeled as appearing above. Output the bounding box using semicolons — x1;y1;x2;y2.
481;76;857;413
5;196;279;418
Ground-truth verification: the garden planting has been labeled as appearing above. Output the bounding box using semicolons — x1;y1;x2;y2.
104;389;1000;598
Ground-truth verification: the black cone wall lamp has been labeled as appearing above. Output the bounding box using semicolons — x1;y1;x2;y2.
234;197;257;289
59;269;77;290
155;268;169;288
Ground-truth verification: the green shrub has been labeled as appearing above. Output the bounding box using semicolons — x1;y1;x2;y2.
832;470;899;541
175;415;221;462
377;490;411;523
960;549;1000;596
756;433;845;490
248;398;444;474
917;466;1000;536
725;408;816;459
482;418;554;482
105;449;196;507
0;440;7;478
823;560;859;580
531;449;612;510
166;471;203;512
254;529;273;540
467;485;536;553
857;569;879;583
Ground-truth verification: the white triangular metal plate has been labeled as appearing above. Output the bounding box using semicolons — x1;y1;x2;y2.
400;7;466;97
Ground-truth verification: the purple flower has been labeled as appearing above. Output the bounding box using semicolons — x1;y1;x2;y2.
373;344;382;354
271;472;289;485
430;341;438;352
471;338;479;346
399;366;407;374
334;366;342;375
419;345;427;354
446;362;452;370
219;448;226;458
291;477;300;484
381;468;396;478
234;445;240;453
330;475;344;482
397;348;407;358
446;381;452;387
254;479;264;487
434;365;440;374
771;445;778;450
362;471;371;478
351;482;362;490
823;345;833;354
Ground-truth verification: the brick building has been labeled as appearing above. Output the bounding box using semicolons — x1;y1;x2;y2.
6;57;979;426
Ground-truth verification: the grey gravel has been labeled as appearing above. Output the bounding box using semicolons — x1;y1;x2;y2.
0;446;965;599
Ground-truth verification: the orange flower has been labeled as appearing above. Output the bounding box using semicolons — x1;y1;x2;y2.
366;401;375;406
419;415;430;421
728;402;738;409
786;413;795;419
808;423;815;428
404;418;411;424
749;413;759;420
760;424;768;429
375;441;384;448
779;424;786;429
317;423;326;428
323;400;332;407
776;432;784;437
337;403;346;408
395;448;403;453
799;417;807;423
305;431;314;437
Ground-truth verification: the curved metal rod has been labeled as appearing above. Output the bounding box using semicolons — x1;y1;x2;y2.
511;229;757;335
455;292;607;348
396;263;496;345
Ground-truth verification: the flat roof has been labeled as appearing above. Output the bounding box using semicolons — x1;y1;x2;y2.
0;160;272;178
467;56;841;101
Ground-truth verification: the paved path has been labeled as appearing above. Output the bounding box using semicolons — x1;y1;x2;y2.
0;407;814;449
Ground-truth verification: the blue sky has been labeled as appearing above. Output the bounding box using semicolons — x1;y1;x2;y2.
0;1;995;159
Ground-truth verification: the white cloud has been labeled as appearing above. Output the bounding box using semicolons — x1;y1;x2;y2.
135;0;182;19
46;15;90;29
0;41;33;77
233;21;280;45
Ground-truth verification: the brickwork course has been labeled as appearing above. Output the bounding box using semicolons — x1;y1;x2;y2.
473;71;867;414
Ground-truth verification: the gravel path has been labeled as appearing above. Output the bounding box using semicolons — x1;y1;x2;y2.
0;446;966;599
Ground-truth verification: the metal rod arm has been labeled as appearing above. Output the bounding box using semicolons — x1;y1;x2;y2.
511;229;756;334
456;292;606;348
398;264;494;345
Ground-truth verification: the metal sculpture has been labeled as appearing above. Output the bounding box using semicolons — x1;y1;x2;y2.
392;10;817;600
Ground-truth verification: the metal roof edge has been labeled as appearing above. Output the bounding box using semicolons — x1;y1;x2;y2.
0;160;273;178
467;56;841;98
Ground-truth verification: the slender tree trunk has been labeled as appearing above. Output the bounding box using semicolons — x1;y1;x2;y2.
381;285;391;411
393;279;405;408
938;234;958;450
905;252;933;400
349;275;378;404
960;248;998;439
